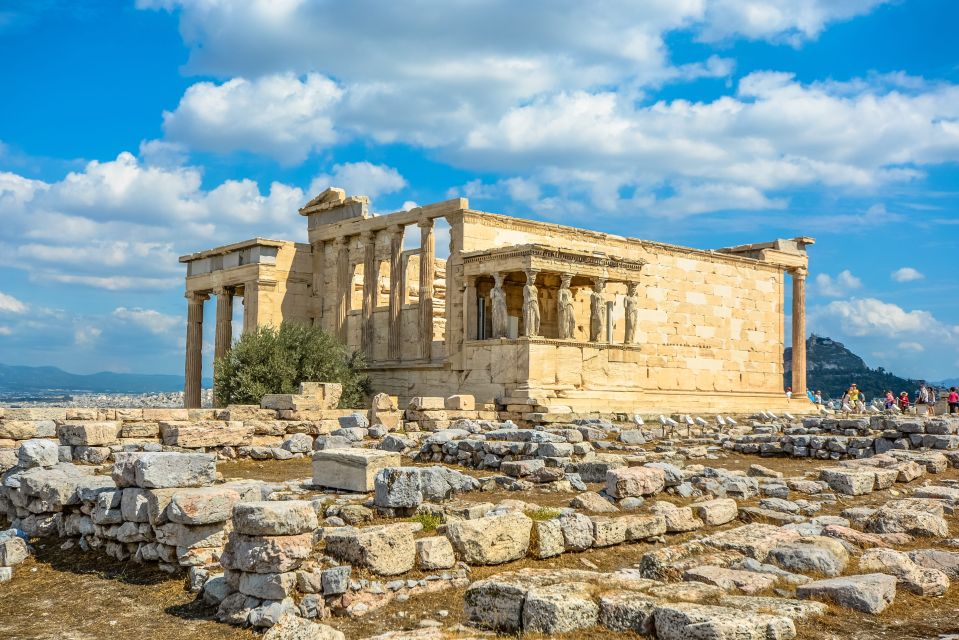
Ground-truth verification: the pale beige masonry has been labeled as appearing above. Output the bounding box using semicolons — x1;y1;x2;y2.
180;187;813;413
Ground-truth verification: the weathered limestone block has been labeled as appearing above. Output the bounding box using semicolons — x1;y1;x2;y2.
415;535;456;570
0;536;29;567
233;501;318;536
859;548;950;596
225;533;313;574
650;502;704;533
558;512;596;551
408;397;445;411
819;468;874;496
132;453;217;489
159;421;253;448
690;498;738;526
530;518;564;559
324;523;416;576
622;514;668;541
523;581;599;634
120;421;160;439
766;536;849;577
312;449;400;492
864;499;949;537
447;512;533;565
653;603;796;640
592;517;628;547
0;420;39;440
598;589;658;633
606;466;666;498
17;439;59;469
683;565;778;594
703;524;802;562
797;574;897;614
261;614;344;640
445;395;475;411
57;421;121;446
168;487;242;525
120;488;150;523
909;549;959;579
93;490;124;525
154;522;229;550
238;571;298;600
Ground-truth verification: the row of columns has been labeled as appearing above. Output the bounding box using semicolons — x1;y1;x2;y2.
480;270;643;344
311;218;436;363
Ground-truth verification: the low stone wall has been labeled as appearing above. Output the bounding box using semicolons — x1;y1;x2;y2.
728;416;959;459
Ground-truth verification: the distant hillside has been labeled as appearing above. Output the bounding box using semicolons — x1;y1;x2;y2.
784;335;923;400
0;363;209;394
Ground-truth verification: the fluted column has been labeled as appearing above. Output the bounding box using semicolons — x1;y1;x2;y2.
791;267;808;395
213;287;233;408
361;230;377;360
184;291;208;408
334;237;350;343
417;218;435;360
387;225;404;360
311;239;326;327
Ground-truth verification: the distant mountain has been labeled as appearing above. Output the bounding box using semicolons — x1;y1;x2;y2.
935;377;959;389
0;363;210;394
785;335;924;400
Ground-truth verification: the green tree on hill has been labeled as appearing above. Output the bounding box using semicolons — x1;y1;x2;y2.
214;322;369;407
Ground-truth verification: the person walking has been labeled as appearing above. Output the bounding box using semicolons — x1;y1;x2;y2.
949;387;959;414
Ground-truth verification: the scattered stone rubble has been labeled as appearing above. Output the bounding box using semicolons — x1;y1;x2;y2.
3;394;959;639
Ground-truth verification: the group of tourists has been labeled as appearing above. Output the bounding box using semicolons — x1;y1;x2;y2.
792;381;959;415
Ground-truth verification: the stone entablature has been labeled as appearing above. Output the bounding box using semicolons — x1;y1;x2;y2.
180;187;814;414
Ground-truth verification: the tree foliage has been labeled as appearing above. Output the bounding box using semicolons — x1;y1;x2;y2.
214;322;369;408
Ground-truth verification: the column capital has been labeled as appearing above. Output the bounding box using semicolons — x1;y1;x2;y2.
417;217;434;229
593;277;607;291
185;290;209;303
525;268;539;281
332;236;348;248
212;286;233;297
361;229;376;242
790;266;808;279
388;223;405;237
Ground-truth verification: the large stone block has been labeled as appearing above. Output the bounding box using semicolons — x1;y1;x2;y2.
132;452;217;489
416;535;456;570
690;498;738;526
324;523;416;576
159;421;253;448
312;449;400;492
0;421;39;440
606;466;666;498
523;582;599;634
653;603;796;640
797;574;896;614
225;533;313;574
168;487;242;525
57;421;120;446
17;439;59;469
233;500;318;536
447;512;533;565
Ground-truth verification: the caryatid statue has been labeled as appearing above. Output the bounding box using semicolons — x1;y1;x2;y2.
522;269;540;337
624;281;640;344
589;278;606;342
491;272;508;338
557;273;576;339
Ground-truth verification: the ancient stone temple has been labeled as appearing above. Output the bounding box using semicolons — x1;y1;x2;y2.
180;188;813;413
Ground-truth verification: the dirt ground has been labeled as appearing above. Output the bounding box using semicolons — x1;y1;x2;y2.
6;451;959;640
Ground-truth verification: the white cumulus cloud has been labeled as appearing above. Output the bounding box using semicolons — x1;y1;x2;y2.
891;267;924;282
308;162;407;203
820;297;955;339
814;270;862;298
0;291;28;314
113;307;180;334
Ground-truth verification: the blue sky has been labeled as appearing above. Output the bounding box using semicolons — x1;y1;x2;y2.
0;0;957;382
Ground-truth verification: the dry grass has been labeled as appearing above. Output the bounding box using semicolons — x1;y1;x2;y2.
0;542;253;640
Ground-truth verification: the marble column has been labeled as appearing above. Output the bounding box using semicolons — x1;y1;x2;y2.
791;267;808;395
522;269;540;337
589;278;607;342
213;287;233;408
184;291;208;409
213;287;233;363
361;230;377;360
334;237;350;343
387;225;404;360
311;239;326;326
464;276;478;340
417;218;435;360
